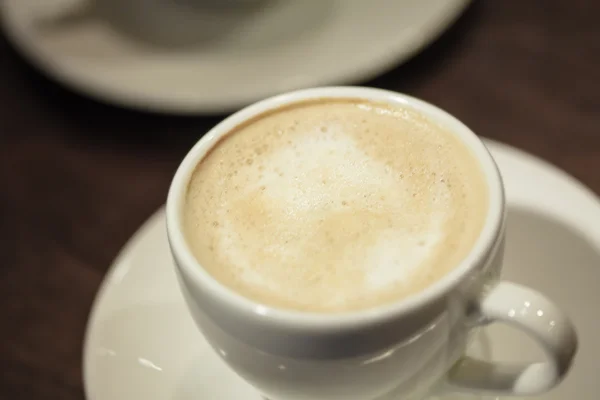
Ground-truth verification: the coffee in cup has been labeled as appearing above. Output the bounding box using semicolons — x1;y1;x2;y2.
167;87;577;400
183;98;488;313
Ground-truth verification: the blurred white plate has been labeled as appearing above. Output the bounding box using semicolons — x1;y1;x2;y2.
1;0;470;114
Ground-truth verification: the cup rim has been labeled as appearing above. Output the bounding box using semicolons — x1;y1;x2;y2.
166;86;505;332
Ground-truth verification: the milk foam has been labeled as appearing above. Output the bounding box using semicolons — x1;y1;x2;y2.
184;99;488;312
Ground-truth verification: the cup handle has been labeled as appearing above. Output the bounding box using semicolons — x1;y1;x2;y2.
445;281;578;396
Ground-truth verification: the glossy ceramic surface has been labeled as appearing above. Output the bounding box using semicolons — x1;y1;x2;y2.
83;140;599;400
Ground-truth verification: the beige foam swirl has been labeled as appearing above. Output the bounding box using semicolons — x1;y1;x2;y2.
184;99;488;312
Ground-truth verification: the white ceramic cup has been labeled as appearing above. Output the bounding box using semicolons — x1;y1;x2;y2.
89;0;271;47
166;87;578;400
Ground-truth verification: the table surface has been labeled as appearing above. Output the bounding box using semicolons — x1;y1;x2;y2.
1;1;598;398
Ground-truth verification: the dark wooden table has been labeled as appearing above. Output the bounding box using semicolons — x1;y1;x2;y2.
1;1;598;398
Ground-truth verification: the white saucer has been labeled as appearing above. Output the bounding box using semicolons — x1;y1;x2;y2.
1;0;470;114
83;139;600;400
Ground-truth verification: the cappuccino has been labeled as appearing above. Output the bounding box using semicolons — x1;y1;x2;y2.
183;99;488;312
